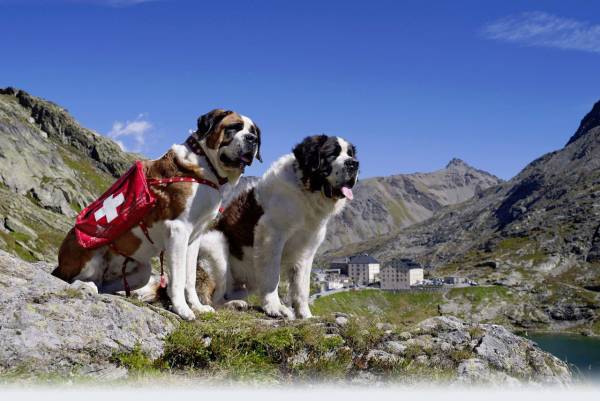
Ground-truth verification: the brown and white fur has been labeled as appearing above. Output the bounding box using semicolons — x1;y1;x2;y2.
52;109;262;321
196;135;359;319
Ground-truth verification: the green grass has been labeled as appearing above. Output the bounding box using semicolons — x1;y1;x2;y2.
386;198;414;226
447;285;513;306
0;181;70;261
0;231;36;262
591;320;600;336
312;289;443;329
132;310;404;382
157;310;360;381
112;344;158;375
497;237;531;251
542;281;598;306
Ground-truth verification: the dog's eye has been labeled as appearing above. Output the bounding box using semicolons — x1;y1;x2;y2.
224;123;243;137
224;128;238;138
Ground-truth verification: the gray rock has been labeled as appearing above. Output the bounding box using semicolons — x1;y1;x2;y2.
417;316;466;333
376;322;394;331
0;250;176;376
287;349;309;367
456;358;519;385
397;331;412;341
475;325;528;373
474;324;571;383
414;355;429;365
365;349;398;368
383;340;407;355
457;358;489;379
3;216;37;239
335;316;349;326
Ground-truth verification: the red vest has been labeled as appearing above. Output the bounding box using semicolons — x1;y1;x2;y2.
75;161;156;249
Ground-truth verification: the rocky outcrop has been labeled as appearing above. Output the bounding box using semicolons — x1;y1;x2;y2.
416;316;570;384
0;251;570;384
0;87;135;177
566;99;600;146
0;250;176;378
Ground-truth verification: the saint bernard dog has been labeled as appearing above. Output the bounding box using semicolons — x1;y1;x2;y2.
52;109;262;321
196;135;359;319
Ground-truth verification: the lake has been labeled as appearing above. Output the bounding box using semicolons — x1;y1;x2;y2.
524;333;600;380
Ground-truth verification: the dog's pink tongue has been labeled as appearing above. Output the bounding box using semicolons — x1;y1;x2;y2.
341;186;354;200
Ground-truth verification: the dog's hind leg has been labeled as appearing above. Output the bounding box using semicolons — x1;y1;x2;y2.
184;237;215;315
131;275;162;302
101;260;152;294
196;231;229;307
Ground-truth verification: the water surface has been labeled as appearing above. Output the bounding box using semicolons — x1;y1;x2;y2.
525;333;600;380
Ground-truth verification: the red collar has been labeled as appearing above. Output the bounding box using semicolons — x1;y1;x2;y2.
147;176;220;191
185;136;229;186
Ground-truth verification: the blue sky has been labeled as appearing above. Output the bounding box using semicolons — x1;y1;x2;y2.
1;0;600;180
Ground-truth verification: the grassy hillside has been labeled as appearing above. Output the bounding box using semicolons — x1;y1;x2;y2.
312;290;443;330
312;287;600;336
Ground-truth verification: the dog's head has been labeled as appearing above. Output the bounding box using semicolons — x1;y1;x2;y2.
194;109;262;183
293;135;359;200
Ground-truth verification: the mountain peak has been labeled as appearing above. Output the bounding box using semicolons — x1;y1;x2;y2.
445;158;469;169
566;99;600;146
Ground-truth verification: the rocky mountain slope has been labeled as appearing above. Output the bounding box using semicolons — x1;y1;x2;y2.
0;250;570;384
322;100;600;333
320;158;502;252
0;87;137;262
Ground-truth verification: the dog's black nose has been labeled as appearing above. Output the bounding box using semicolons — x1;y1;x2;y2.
345;159;359;171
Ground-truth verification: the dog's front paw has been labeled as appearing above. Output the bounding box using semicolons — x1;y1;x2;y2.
295;306;314;319
71;280;99;295
262;302;295;320
191;303;215;316
223;300;249;311
172;303;196;321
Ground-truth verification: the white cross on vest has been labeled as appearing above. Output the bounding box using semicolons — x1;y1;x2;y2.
94;192;125;223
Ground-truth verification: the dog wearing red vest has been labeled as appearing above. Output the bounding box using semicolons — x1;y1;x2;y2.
52;109;261;320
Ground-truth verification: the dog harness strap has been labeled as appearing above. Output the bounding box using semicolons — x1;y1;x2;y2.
108;243;132;297
121;259;132;297
159;250;167;288
184;136;229;186
147;176;220;191
138;220;154;244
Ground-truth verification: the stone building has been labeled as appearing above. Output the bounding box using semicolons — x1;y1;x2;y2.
348;254;380;286
380;258;424;290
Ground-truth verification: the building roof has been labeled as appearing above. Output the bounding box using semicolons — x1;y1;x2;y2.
349;253;379;264
386;258;423;270
330;257;349;264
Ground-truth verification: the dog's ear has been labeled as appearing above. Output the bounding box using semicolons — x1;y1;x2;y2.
254;123;263;163
293;134;328;173
196;109;233;141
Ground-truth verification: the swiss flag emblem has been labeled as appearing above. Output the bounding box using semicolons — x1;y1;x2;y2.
75;161;157;249
94;192;125;223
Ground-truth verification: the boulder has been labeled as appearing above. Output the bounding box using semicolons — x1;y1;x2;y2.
0;250;176;376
